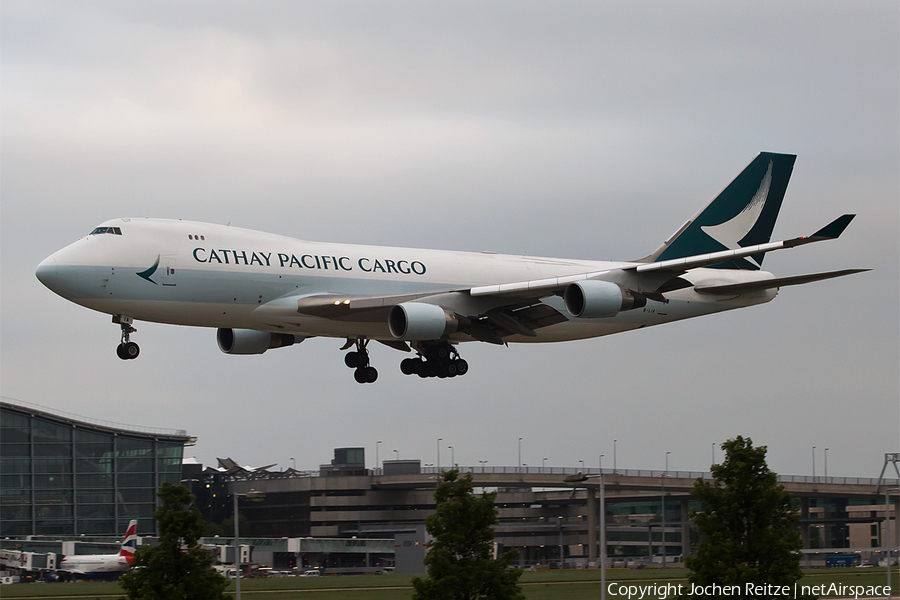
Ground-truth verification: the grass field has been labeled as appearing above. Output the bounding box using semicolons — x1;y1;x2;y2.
2;567;897;599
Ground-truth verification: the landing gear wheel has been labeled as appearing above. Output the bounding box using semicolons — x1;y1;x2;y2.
117;342;140;360
406;342;468;379
114;316;140;360
345;351;361;368
124;342;140;359
400;358;416;375
347;339;377;383
355;366;378;384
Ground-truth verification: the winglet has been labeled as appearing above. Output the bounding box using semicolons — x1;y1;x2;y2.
810;214;855;240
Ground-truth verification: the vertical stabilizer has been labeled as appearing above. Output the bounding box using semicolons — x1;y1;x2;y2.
644;152;796;269
119;520;138;564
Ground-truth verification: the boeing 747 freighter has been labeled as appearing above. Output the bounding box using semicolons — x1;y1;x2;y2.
36;153;866;383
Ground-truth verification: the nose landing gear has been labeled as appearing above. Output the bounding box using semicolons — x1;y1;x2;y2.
343;338;377;384
113;315;140;360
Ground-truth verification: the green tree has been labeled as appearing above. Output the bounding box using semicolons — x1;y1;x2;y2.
120;482;227;600
412;469;524;600
686;436;809;599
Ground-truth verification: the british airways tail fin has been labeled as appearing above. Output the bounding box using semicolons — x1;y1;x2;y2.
119;520;138;564
642;152;797;270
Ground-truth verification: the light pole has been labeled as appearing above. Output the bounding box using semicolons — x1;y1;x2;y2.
543;457;548;473
712;442;716;465
290;457;295;470
557;516;564;566
563;472;606;600
600;470;606;599
437;439;442;471
824;448;829;480
479;460;487;473
613;440;617;474
448;446;454;467
812;446;816;482
518;438;523;475
662;451;670;568
579;460;584;473
376;441;382;473
233;488;265;600
394;449;399;461
886;487;900;600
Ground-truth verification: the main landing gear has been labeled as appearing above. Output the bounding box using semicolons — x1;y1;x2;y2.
344;338;378;384
113;315;140;360
400;342;469;379
342;339;469;383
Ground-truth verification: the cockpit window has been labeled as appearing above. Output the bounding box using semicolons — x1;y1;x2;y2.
90;227;122;235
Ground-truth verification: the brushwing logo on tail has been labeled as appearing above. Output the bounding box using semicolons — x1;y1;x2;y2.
700;160;773;267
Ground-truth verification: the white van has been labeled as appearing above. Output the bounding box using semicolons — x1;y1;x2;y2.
301;569;321;577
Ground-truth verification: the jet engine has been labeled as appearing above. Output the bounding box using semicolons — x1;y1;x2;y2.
563;280;647;318
389;303;459;341
216;328;302;355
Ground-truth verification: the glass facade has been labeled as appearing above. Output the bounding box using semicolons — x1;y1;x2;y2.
0;402;191;536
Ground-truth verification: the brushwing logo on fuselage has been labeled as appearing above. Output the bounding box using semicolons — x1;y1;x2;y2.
136;256;160;284
700;160;773;267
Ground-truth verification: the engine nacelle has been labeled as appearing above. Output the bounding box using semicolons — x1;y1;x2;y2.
389;303;458;340
217;328;301;355
564;280;646;318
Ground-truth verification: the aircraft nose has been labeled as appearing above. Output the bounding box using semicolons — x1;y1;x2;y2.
36;255;59;290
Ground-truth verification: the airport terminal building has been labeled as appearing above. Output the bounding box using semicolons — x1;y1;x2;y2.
189;448;900;569
0;398;195;537
3;398;898;572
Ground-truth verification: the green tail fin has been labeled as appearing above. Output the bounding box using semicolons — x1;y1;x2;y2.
647;152;796;270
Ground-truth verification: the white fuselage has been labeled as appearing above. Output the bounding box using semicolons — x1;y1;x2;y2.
36;218;776;344
58;553;130;575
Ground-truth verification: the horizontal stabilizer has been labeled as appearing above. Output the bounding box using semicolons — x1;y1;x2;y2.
784;214;856;247
694;268;869;295
811;213;856;239
634;214;858;275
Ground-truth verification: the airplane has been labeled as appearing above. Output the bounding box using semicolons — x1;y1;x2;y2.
36;152;867;383
56;519;137;579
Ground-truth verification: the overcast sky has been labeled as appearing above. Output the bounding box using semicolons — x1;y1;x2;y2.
2;1;897;480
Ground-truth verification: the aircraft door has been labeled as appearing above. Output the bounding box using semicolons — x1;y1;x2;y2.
160;255;177;287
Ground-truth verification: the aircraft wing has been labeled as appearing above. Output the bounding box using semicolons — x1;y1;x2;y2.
694;269;870;295
293;291;461;319
254;214;859;342
256;289;568;343
470;214;859;299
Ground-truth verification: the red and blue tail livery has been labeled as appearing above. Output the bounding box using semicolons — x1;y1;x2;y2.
57;520;138;578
